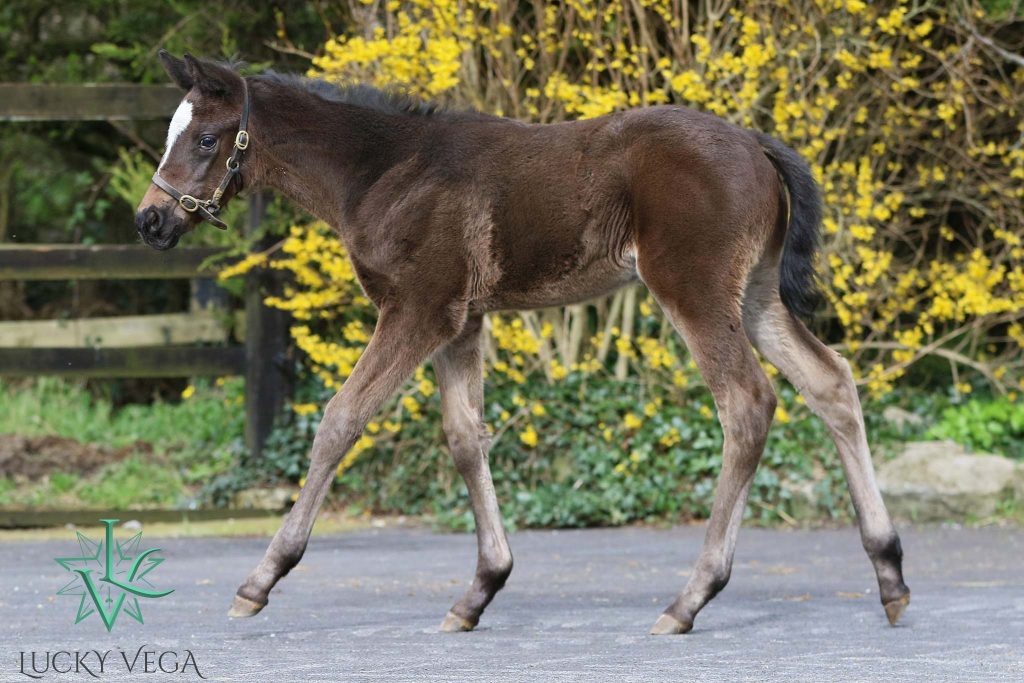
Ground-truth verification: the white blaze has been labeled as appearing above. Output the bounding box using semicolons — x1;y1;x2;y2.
159;99;194;169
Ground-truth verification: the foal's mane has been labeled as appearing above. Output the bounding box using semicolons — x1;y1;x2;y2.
254;71;445;118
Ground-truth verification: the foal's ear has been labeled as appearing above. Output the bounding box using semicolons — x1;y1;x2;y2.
182;53;240;99
159;50;193;91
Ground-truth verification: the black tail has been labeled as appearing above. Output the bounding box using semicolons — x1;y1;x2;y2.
757;133;822;318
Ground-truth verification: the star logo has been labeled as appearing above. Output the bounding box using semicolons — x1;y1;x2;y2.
55;519;174;631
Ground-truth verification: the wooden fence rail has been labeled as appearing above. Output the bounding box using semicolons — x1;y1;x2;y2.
0;245;228;280
0;84;181;121
0;83;291;457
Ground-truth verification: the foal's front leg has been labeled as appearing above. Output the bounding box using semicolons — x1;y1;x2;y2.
433;316;513;631
229;306;453;617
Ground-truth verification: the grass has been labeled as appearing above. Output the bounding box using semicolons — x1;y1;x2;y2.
0;377;244;452
0;377;246;509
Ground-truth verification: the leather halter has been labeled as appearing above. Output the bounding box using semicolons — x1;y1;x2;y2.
151;79;251;230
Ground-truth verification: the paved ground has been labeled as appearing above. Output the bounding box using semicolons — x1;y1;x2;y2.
2;524;1023;682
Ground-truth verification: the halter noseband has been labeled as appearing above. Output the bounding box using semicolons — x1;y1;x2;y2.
151;78;252;230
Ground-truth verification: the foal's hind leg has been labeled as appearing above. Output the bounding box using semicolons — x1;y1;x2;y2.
742;265;910;624
433;315;513;631
642;270;777;635
229;305;455;617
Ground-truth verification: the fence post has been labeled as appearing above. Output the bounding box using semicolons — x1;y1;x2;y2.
244;192;291;458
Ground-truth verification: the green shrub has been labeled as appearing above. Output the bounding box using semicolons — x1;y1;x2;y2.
212;374;885;528
926;397;1024;457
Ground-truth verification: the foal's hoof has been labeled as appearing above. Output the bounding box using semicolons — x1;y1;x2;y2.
439;611;476;632
227;594;266;618
649;613;692;635
883;592;910;626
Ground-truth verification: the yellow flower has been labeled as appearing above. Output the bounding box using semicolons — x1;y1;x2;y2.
623;412;643;430
181;385;195;400
520;425;539;448
699;405;714;420
659;427;681;447
402;395;420;413
549;360;568;380
292;403;319;416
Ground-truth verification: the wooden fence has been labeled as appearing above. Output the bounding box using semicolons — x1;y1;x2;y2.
0;84;291;457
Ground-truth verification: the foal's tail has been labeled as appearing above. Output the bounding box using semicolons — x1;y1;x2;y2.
757;133;822;318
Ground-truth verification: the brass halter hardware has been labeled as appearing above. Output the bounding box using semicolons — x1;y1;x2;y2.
151;78;252;230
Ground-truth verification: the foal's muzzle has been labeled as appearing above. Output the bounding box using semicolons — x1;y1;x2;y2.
135;205;184;251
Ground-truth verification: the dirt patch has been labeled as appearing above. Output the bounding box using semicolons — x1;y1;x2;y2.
0;434;152;480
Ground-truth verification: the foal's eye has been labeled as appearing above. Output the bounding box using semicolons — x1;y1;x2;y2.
198;135;217;150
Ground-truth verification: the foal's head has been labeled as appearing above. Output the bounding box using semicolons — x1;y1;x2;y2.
135;51;250;250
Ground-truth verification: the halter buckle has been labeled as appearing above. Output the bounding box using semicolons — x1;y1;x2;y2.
226;157;240;172
234;130;250;150
179;195;200;212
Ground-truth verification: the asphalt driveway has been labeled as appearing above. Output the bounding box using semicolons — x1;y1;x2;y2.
2;524;1022;682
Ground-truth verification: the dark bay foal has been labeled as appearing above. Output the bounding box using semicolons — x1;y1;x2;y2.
136;52;910;634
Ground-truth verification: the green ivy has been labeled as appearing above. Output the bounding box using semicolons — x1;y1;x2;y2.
209;373;947;528
926;396;1024;457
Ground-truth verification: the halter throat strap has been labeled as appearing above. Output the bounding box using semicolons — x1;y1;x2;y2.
151;78;252;230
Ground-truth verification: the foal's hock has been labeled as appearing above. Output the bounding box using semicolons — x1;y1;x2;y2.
136;52;910;635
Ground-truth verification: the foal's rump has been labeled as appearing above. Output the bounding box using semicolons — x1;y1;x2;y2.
622;106;820;318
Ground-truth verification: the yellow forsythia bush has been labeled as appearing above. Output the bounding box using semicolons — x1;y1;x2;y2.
232;0;1023;408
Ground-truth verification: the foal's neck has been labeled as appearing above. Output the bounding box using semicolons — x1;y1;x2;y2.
248;79;424;226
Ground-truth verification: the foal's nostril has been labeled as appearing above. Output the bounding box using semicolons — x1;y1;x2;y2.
136;207;164;238
144;208;162;232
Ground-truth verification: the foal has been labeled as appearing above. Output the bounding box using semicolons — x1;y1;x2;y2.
136;52;910;634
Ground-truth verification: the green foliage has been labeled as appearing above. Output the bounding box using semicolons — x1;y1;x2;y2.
926;396;1024;457
979;0;1021;19
0;1;337;249
214;374;878;528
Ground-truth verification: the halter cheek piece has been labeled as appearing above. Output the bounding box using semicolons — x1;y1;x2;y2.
151;79;252;230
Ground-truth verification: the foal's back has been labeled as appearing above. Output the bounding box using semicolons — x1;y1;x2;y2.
415;105;784;314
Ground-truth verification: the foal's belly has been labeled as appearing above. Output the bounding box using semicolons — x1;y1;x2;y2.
471;254;638;313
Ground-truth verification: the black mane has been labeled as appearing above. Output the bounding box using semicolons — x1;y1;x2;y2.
254;71;444;118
